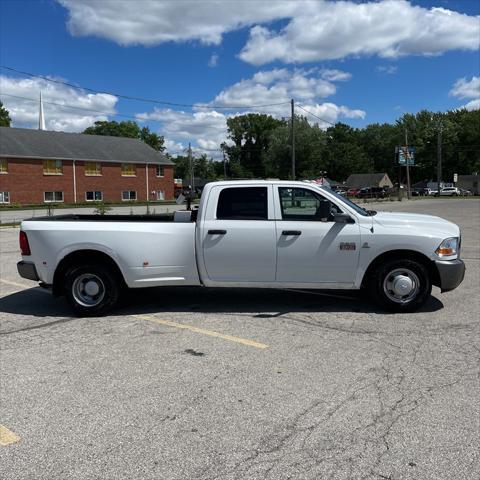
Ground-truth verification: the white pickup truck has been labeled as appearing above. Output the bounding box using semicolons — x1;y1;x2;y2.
17;180;465;315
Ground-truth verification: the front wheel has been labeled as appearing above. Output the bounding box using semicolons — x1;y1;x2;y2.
369;259;432;312
64;264;120;316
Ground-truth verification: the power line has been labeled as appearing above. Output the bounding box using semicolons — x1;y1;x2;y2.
0;92;140;120
0;65;291;110
295;104;336;126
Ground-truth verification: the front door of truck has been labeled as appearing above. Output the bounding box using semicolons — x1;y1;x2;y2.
201;185;277;283
274;186;360;285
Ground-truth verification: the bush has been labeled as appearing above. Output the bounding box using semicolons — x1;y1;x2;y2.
93;202;112;215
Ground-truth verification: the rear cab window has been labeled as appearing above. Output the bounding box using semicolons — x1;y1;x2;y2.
216;187;268;220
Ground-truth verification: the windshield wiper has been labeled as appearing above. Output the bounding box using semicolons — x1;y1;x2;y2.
366;210;377;216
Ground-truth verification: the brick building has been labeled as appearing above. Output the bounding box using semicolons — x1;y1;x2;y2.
0;127;174;205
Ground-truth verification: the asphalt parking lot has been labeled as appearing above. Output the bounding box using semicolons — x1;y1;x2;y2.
1;198;479;480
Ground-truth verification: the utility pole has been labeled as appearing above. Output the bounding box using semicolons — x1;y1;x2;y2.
404;128;411;199
437;124;442;195
222;150;227;179
291;98;295;180
188;142;194;190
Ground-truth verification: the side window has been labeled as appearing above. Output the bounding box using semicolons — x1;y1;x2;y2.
217;187;268;220
279;187;341;221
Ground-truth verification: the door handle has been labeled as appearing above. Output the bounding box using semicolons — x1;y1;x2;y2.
282;230;302;236
208;229;227;235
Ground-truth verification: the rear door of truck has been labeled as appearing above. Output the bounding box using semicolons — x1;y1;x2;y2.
198;184;277;283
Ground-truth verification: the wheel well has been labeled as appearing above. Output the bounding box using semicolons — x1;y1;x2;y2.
53;250;126;296
361;250;439;289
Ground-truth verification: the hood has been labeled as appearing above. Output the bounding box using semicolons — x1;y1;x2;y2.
373;212;460;237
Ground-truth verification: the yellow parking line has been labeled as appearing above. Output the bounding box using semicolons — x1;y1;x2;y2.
0;425;20;446
132;314;268;350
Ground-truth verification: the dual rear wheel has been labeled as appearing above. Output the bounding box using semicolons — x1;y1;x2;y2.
64;264;120;316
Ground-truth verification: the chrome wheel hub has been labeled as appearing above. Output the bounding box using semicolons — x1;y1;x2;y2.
72;273;105;307
383;268;420;304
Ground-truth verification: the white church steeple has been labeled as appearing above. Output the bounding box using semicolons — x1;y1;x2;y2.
39;91;46;130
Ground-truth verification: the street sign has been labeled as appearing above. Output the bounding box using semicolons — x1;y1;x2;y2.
396;146;416;165
454;173;458;183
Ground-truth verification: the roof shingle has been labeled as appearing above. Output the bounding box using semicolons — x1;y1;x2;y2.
0;127;173;165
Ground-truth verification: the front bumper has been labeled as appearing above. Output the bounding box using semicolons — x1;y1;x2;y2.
17;261;40;281
435;259;465;292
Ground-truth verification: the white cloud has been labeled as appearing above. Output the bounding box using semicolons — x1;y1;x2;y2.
58;0;299;46
211;68;338;110
208;53;219;68
377;65;398;75
297;103;366;128
136;68;364;156
320;69;352;82
449;76;480;111
137;108;229;159
0;75;118;131
462;99;480;111
239;1;480;64
58;1;479;64
450;76;480;99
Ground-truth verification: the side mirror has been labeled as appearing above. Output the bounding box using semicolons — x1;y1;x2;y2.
333;212;354;224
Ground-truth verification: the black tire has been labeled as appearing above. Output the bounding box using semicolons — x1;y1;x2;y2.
368;259;432;313
64;264;120;316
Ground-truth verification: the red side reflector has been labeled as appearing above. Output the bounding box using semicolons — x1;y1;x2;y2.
19;231;31;256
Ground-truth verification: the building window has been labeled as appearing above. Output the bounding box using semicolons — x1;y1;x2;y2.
43;159;62;175
44;191;64;203
85;191;103;201
122;190;137;201
156;165;165;177
0;192;10;204
0;159;7;174
121;163;136;176
85;162;102;176
156;190;165;201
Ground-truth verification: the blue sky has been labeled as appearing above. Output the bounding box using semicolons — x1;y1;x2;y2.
0;0;478;157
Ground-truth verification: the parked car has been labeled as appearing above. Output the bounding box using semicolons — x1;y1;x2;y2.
411;188;425;197
459;188;472;196
347;187;361;197
17;180;465;315
439;187;460;196
357;187;388;199
424;188;438;196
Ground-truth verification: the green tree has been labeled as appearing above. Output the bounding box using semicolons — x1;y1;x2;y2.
173;153;217;181
0;101;11;127
222;113;284;178
323;123;373;181
83;120;165;151
264;115;328;179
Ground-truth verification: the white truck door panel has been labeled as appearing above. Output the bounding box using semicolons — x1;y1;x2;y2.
274;186;360;284
276;221;360;283
201;185;276;283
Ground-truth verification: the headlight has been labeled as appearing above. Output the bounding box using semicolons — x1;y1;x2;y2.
435;237;458;257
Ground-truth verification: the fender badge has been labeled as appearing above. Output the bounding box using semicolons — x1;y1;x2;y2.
340;242;356;251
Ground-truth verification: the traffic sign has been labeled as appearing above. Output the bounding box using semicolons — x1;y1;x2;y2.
396;146;416;166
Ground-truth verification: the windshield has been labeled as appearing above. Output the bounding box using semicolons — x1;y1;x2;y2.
317;186;369;216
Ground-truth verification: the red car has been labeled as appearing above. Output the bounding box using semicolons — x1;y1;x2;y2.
347;187;361;197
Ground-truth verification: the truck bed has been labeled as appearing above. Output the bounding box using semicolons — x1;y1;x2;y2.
24;213;177;222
